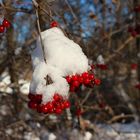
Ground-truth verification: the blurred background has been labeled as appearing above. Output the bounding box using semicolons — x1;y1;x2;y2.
0;0;140;140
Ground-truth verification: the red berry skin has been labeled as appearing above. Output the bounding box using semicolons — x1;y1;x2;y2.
94;79;101;85
50;21;58;27
72;81;80;88
78;76;83;83
55;108;62;114
83;78;91;85
70;86;75;92
28;93;42;103
53;94;60;102
41;104;49;113
82;72;89;79
28;101;38;109
37;105;43;113
28;93;34;100
61;103;65;110
71;75;79;81
35;94;42;103
63;100;71;108
46;102;54;110
3;19;11;28
89;74;94;80
0;25;5;33
66;76;71;83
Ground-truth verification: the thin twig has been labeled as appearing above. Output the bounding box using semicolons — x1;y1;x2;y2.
105;36;134;62
32;0;47;63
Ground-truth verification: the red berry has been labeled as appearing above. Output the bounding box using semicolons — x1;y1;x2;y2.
0;25;5;33
82;72;89;79
48;108;54;113
37;105;43;113
83;78;91;85
70;86;75;92
35;94;42;103
28;93;34;100
63;100;70;108
50;21;58;27
72;81;80;87
94;79;101;85
78;76;83;83
66;76;71;83
53;94;62;102
60;103;65;110
89;74;94;80
3;19;11;28
46;102;54;110
55;108;62;114
41;104;49;113
28;101;38;109
71;75;79;81
96;64;108;70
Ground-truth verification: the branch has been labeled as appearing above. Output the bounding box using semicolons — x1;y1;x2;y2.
105;36;134;62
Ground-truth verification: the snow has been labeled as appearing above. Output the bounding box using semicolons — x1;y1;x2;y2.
0;72;30;95
30;27;89;103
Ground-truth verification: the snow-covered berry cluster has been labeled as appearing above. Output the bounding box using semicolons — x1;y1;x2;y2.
28;93;70;114
28;22;100;115
0;18;11;33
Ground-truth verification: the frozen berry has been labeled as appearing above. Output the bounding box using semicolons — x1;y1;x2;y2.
28;101;38;109
78;76;83;83
0;25;5;33
41;104;49;113
89;74;94;80
53;94;60;102
82;72;89;79
71;75;79;81
72;81;80;87
55;108;62;114
3;19;11;28
83;78;91;85
50;21;58;27
94;79;101;85
63;100;70;108
66;76;71;83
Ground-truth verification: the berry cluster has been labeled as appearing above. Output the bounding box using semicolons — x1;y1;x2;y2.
0;19;11;33
66;72;101;92
28;93;70;114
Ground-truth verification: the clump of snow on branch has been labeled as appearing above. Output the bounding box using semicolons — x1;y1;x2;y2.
30;27;89;103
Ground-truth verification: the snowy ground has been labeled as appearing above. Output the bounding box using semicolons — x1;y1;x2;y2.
21;122;140;140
